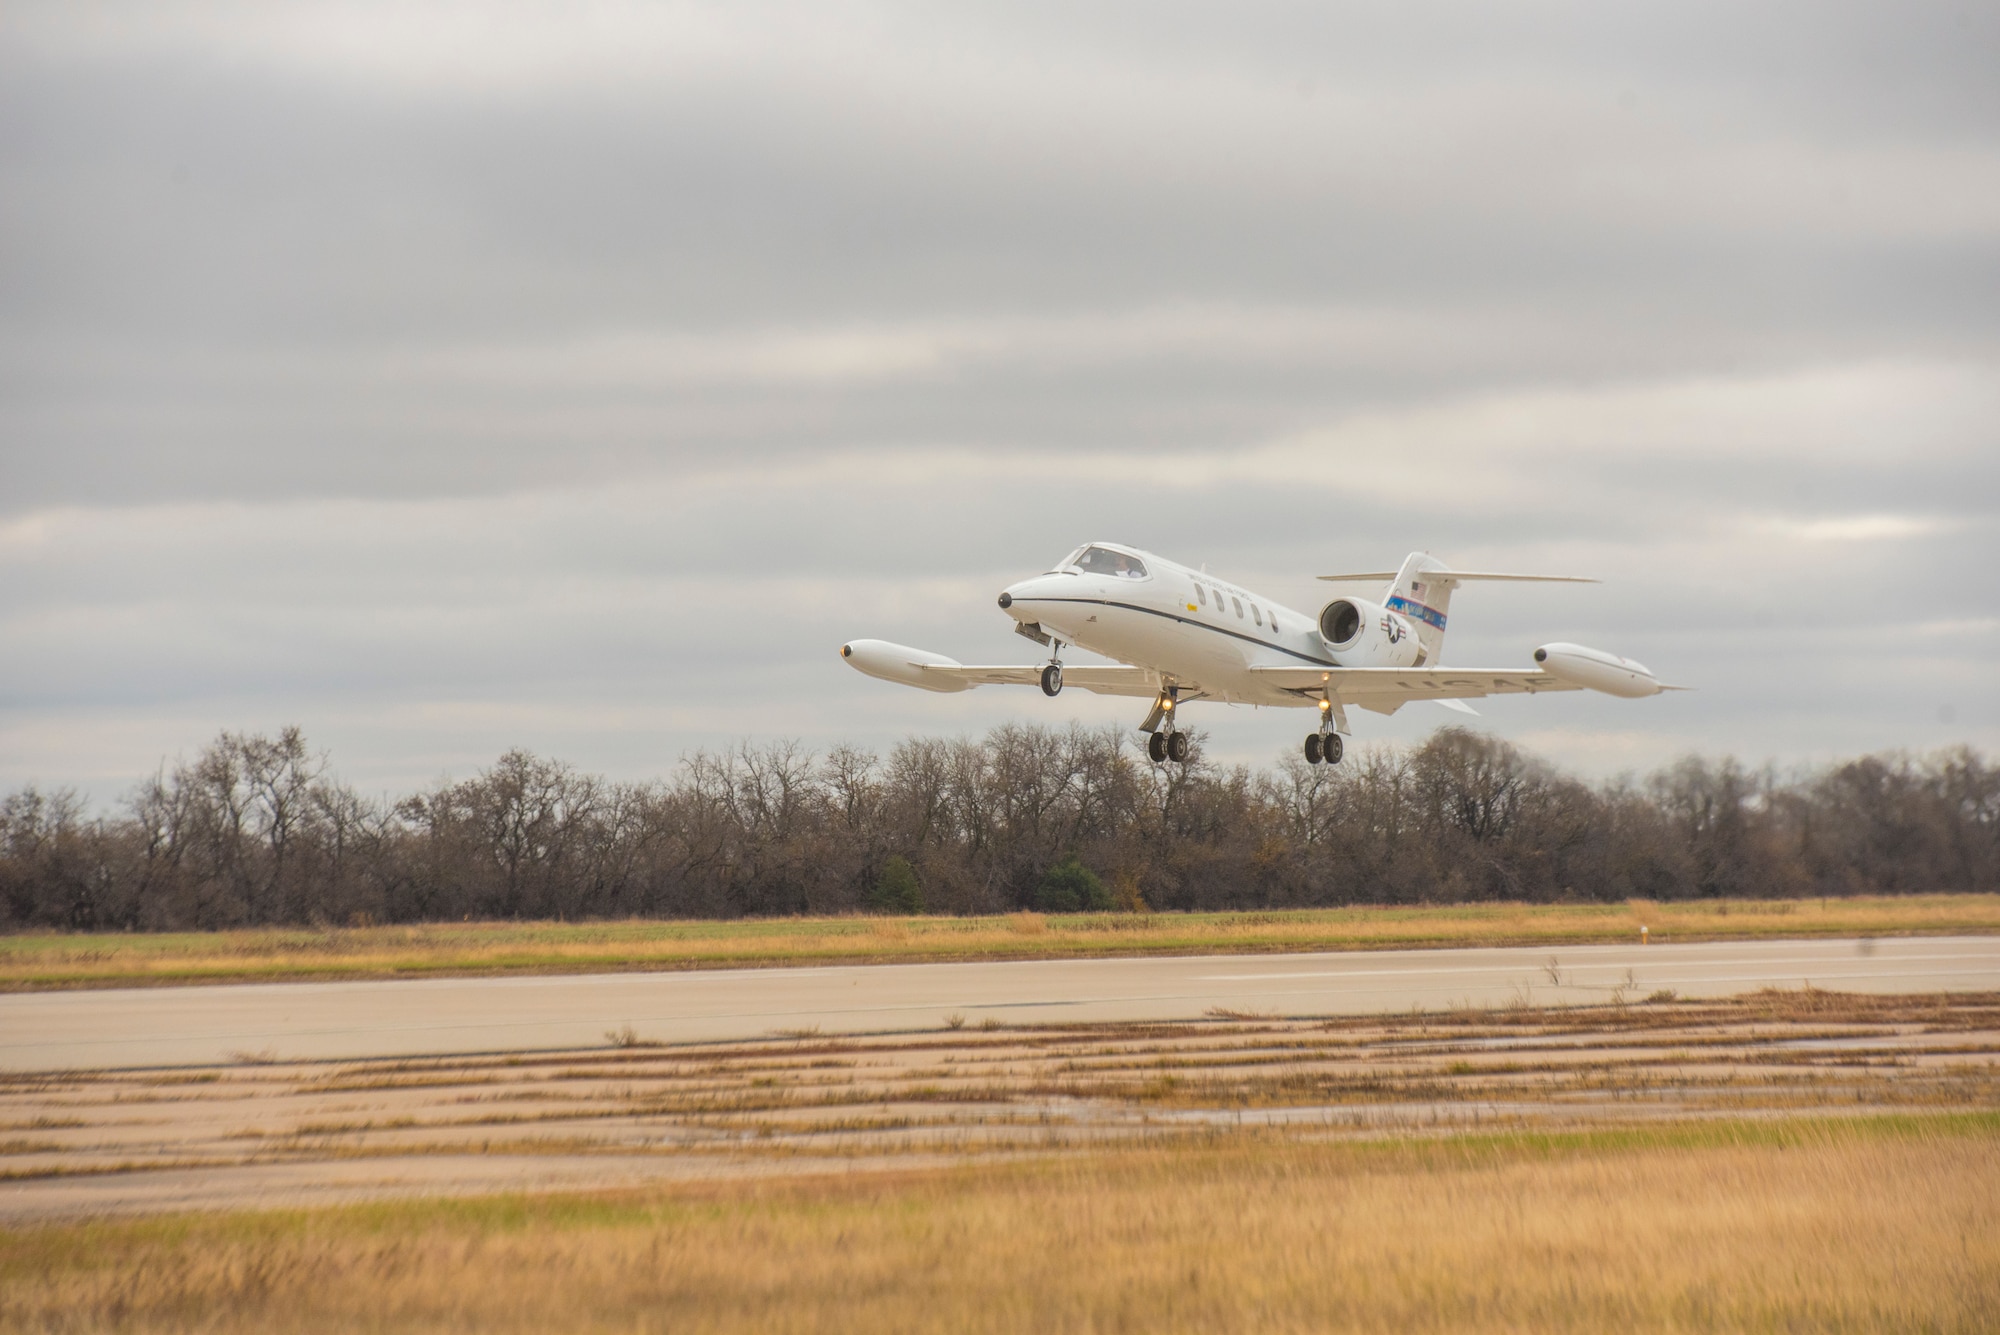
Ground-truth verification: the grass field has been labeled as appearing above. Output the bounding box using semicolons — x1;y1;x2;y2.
6;989;1993;1218
6;990;1995;1330
5;893;1998;990
3;1115;1994;1333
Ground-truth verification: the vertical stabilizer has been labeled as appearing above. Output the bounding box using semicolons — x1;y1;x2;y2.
1384;553;1454;665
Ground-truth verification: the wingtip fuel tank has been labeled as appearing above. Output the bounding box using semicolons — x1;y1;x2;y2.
840;640;974;692
1533;642;1667;698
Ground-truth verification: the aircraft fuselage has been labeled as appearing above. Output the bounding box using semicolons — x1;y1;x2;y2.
999;545;1326;706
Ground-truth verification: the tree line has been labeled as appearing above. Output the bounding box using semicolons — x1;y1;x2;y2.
2;724;1996;931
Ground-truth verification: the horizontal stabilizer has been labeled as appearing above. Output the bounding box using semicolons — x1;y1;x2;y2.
1317;570;1597;584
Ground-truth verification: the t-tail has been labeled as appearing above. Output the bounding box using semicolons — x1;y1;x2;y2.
1320;554;1600;667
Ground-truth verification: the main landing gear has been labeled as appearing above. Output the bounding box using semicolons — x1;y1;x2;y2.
1303;733;1343;765
1144;689;1189;764
1304;697;1345;766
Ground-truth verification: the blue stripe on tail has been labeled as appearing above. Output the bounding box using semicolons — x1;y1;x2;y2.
1386;595;1446;630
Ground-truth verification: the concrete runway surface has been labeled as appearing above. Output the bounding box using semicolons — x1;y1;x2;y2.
3;935;1996;1072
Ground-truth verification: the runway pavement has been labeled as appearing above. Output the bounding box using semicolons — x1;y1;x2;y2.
3;935;1996;1072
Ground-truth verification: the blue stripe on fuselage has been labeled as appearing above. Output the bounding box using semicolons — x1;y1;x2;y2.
1386;595;1446;630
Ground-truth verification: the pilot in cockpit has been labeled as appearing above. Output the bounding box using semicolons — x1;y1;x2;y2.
1076;546;1148;579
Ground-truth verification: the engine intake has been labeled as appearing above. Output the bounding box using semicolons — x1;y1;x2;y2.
1320;599;1363;647
1317;597;1422;668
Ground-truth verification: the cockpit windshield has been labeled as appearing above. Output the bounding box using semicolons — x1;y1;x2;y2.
1074;546;1148;579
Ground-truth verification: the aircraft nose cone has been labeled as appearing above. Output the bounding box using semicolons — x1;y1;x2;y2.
1000;576;1068;632
998;579;1041;618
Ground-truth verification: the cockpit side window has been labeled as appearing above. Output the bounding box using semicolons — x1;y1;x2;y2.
1075;546;1148;579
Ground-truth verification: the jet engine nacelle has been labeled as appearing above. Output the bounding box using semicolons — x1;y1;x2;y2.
1533;642;1664;698
839;639;972;692
1318;597;1423;668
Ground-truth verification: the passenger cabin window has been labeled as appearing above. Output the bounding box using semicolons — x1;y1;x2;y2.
1075;546;1148;579
1232;597;1244;618
1195;584;1207;607
1253;605;1263;626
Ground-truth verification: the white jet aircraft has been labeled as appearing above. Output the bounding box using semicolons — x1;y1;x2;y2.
841;544;1678;765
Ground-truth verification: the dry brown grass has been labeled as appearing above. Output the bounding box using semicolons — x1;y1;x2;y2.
5;893;1997;990
4;991;1994;1223
1;1117;1995;1333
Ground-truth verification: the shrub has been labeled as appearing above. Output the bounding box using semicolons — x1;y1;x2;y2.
1111;869;1150;913
1035;855;1113;913
868;856;924;914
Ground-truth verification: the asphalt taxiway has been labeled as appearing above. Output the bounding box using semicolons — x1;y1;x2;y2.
4;935;1995;1071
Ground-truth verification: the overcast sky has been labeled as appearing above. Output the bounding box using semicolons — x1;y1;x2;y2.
3;0;1996;802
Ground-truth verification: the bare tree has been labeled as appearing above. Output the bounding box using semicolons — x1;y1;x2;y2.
2;726;1993;932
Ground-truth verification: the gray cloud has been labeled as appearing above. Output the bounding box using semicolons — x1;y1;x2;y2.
2;0;1995;798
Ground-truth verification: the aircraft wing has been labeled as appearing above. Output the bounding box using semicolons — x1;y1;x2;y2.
918;663;1180;698
1248;665;1580;714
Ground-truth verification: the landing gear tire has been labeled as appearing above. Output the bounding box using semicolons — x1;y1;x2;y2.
1040;663;1063;697
1304;734;1323;765
1323;733;1344;765
1166;731;1190;763
1147;731;1169;763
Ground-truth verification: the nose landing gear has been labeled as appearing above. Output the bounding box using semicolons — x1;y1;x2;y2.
1305;697;1345;765
1040;642;1064;697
